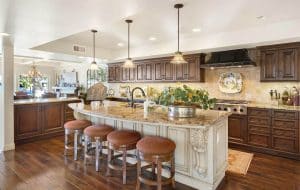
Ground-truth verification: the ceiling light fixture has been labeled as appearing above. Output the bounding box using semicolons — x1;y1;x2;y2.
171;4;187;64
149;37;157;41
192;28;201;32
0;32;10;36
90;29;98;70
123;19;135;68
117;42;124;47
256;16;265;20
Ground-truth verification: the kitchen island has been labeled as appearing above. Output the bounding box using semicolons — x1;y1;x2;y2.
14;98;81;144
69;101;230;190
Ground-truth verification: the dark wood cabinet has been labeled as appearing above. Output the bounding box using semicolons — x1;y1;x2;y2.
108;65;121;82
230;107;300;159
228;114;247;144
42;103;64;133
14;100;81;144
14;104;42;140
261;50;278;81
107;54;205;83
260;43;300;81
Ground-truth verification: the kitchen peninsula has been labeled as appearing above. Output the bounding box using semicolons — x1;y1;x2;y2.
69;101;230;190
14;98;81;144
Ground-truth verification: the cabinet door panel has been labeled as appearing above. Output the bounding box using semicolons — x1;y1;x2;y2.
115;66;121;82
14;104;41;139
164;62;174;81
154;61;164;81
228;115;247;143
136;64;144;81
144;63;152;80
43;103;64;133
129;68;136;81
108;67;115;82
185;57;199;81
175;64;186;80
261;50;278;81
278;48;297;80
248;133;270;147
272;137;298;153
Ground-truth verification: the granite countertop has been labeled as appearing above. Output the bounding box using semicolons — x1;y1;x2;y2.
248;102;300;111
14;97;81;105
69;101;230;128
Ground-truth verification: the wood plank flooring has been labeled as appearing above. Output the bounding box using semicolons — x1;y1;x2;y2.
0;136;299;190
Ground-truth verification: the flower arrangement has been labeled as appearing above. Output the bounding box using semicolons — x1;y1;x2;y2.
158;85;216;110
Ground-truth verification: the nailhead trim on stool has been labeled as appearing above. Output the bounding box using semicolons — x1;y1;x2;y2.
136;136;176;190
106;130;141;184
64;119;92;160
83;124;114;171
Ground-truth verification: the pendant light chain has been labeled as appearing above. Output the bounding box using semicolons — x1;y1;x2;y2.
93;30;96;62
177;7;180;52
128;21;130;59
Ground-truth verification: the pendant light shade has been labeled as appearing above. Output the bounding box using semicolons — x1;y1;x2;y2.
90;29;98;70
123;19;135;68
171;4;187;64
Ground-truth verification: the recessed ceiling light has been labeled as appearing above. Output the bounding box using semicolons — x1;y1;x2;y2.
256;16;266;20
78;56;85;59
0;32;10;36
149;37;157;41
117;42;124;47
192;28;201;32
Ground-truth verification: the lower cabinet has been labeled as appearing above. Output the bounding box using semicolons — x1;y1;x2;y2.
228;114;247;144
229;107;300;159
14;100;80;144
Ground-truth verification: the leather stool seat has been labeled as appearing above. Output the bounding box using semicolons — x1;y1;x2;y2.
107;130;141;146
137;136;176;155
84;125;114;139
64;120;92;130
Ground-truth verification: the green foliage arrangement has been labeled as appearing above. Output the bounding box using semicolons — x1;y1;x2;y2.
158;85;216;110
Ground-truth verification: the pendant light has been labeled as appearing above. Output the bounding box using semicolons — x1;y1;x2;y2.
123;19;135;68
171;4;187;64
90;29;98;70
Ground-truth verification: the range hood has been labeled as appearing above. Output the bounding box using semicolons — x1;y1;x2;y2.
200;49;256;68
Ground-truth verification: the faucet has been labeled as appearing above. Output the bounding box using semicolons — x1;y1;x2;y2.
130;87;146;107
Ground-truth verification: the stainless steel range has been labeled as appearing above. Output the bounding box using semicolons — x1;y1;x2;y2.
213;99;248;115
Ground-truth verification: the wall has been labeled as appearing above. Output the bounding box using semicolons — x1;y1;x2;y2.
107;66;300;104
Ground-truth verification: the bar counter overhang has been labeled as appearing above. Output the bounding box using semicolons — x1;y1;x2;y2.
69;101;230;190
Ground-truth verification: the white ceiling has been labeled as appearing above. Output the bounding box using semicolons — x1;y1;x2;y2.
2;0;300;61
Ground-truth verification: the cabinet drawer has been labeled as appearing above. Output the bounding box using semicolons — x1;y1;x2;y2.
248;133;270;147
273;119;298;129
248;125;270;134
272;128;297;138
248;116;271;126
248;108;271;117
272;137;298;153
273;110;298;120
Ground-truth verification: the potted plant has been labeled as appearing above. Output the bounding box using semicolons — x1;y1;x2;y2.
158;85;216;118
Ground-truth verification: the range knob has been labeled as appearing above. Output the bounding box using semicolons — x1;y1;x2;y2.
233;108;237;112
224;108;228;111
218;107;222;110
240;109;244;112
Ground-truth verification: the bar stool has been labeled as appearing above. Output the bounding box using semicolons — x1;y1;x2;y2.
64;119;92;160
106;130;141;184
83;124;114;171
136;136;176;190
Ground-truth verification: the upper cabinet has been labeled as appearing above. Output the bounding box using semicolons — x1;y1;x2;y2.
107;54;205;83
260;43;300;81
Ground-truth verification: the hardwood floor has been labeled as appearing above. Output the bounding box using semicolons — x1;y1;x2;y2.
0;137;299;190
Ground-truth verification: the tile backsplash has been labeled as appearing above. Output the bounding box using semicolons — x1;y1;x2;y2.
107;66;300;104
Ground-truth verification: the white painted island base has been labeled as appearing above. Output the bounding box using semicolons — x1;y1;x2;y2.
70;103;228;190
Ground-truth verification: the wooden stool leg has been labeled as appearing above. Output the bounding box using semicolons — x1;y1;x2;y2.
106;146;112;176
84;135;88;165
122;149;127;184
171;156;176;188
95;137;100;172
74;130;79;161
152;162;156;177
136;152;141;190
157;161;162;190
